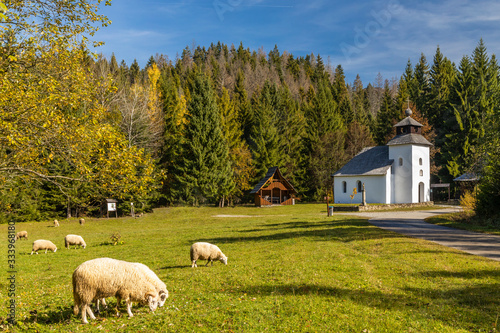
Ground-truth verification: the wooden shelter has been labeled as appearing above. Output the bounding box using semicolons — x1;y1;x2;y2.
250;167;297;207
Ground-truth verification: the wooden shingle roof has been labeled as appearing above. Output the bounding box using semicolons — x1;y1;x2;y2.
250;166;297;194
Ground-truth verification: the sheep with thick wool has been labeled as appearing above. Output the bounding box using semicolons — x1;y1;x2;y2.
65;234;87;249
15;231;28;240
31;240;57;255
72;258;160;324
95;262;169;313
54;219;60;227
190;242;228;268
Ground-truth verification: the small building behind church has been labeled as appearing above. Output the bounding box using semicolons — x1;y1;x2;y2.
250;166;297;207
333;108;432;204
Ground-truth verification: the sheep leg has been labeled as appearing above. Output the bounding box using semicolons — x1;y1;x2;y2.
192;260;197;268
115;296;122;316
86;305;96;320
125;299;134;317
81;304;90;324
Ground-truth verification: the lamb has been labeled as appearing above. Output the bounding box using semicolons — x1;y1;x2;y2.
72;258;160;324
65;234;87;249
79;218;85;225
15;231;28;240
190;242;228;268
31;240;57;255
54;219;60;227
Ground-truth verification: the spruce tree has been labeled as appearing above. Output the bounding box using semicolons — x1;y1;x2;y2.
374;81;399;145
413;54;430;114
249;81;281;178
175;73;234;205
444;56;475;179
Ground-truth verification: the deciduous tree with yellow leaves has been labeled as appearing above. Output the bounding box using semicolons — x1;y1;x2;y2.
0;0;159;220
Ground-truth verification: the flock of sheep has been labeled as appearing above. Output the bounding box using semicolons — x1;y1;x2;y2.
16;219;228;324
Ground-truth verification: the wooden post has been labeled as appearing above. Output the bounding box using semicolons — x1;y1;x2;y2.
362;183;366;206
326;195;330;217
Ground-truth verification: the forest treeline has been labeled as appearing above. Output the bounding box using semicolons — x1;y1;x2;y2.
1;1;499;221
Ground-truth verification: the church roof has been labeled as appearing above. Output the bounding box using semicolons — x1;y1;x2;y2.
394;116;423;128
333;146;393;176
386;133;433;146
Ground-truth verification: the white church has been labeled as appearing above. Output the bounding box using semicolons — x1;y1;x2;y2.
333;108;432;204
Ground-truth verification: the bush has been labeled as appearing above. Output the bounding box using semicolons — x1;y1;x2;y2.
459;190;476;210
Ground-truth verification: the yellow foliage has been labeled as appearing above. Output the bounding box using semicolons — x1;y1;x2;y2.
459;190;477;211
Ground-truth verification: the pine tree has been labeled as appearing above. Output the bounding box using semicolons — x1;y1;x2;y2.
352;74;371;125
413;54;430;114
428;46;455;128
249;81;281;178
175;73;234;205
374;81;399;145
444;56;476;179
218;87;254;203
332;65;354;124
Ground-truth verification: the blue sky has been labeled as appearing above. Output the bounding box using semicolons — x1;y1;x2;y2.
93;0;500;85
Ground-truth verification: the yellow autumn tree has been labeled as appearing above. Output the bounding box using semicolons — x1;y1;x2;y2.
0;0;159;218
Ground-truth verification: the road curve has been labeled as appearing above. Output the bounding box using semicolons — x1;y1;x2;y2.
340;206;500;262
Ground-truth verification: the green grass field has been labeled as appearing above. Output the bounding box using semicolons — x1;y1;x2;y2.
1;204;499;332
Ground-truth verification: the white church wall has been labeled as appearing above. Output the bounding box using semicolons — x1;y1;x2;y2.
334;173;390;204
388;145;413;203
412;145;431;202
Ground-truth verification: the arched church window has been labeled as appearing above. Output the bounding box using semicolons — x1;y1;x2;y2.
399;157;403;166
342;181;346;193
419;170;423;176
357;180;362;192
419;158;423;165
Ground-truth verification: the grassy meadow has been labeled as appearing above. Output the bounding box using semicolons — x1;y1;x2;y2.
1;204;499;332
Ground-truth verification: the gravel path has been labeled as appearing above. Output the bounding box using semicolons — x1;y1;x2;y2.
339;206;500;262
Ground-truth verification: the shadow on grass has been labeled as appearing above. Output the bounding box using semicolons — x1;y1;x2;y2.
237;282;499;328
192;218;402;245
21;306;74;325
21;300;152;326
415;268;500;279
160;265;191;270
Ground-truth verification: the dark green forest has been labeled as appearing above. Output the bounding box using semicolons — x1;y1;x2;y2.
2;34;500;220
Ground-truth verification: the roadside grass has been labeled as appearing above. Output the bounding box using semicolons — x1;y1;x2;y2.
426;210;500;236
0;204;498;332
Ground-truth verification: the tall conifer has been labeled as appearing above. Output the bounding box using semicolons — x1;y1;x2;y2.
175;73;234;205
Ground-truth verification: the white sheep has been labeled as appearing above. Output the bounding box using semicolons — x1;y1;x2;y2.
54;219;60;227
79;218;85;225
190;242;228;268
133;263;169;306
31;240;57;255
65;234;87;249
15;231;28;240
72;258;160;324
95;263;169;313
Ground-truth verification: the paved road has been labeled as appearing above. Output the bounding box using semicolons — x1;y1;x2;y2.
341;206;500;262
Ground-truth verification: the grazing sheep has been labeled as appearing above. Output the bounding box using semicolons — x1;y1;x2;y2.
54;219;60;227
72;258;160;324
79;218;85;225
65;234;87;249
15;231;28;241
95;263;169;313
190;242;228;268
31;240;57;255
133;263;169;306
